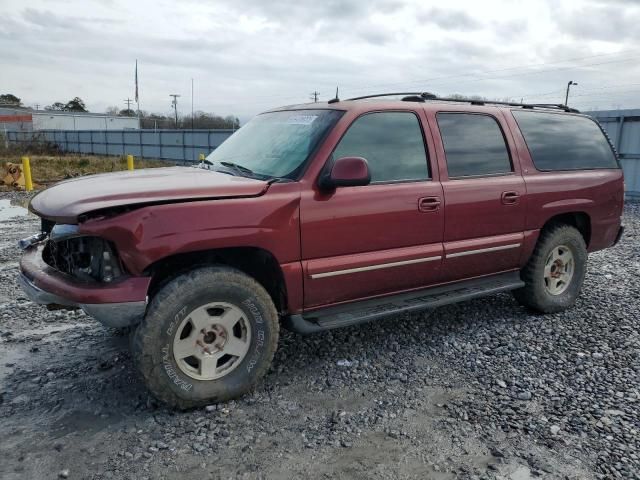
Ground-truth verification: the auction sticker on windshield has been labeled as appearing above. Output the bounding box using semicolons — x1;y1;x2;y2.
285;114;318;125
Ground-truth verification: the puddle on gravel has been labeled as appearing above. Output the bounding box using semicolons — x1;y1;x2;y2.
0;199;30;221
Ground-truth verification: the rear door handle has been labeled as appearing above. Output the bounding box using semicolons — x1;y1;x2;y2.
501;191;520;205
418;196;441;212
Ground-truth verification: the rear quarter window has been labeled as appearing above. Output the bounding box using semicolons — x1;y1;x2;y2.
512;111;619;171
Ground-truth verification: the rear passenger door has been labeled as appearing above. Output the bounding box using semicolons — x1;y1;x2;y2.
429;111;526;282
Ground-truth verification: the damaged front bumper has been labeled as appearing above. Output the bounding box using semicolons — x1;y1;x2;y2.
18;244;150;328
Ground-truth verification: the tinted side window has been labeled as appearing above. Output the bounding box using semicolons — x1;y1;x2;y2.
437;113;512;178
333;112;429;182
512;111;618;171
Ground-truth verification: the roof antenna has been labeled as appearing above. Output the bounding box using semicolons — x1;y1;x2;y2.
328;86;340;104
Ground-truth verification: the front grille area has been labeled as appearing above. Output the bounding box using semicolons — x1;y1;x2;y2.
42;236;124;283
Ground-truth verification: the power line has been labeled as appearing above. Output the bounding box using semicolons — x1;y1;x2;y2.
522;81;640;97
364;56;639;96
234;49;640;111
247;50;640;106
571;89;640;99
564;82;640;94
337;50;640;95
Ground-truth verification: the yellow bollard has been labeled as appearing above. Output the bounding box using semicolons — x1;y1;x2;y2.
21;156;33;192
199;153;205;162
126;154;134;171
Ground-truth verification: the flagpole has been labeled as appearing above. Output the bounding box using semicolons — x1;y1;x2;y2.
191;78;194;130
135;60;140;128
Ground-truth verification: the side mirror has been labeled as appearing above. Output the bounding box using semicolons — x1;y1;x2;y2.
319;156;371;190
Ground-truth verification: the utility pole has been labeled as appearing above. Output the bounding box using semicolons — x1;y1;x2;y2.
310;91;320;102
34;104;40;111
170;94;180;128
124;98;133;114
565;80;578;106
191;79;194;130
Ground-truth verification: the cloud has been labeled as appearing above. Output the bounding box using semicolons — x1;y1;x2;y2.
22;7;121;31
354;26;395;46
225;0;403;24
417;8;480;31
1;0;639;118
554;5;640;42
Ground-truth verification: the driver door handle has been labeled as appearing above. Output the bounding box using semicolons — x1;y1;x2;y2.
501;191;520;205
418;196;441;212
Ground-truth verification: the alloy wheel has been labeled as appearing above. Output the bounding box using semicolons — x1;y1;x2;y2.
544;245;575;295
172;302;252;380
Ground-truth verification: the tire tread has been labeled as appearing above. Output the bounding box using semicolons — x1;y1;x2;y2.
132;266;279;409
513;224;587;313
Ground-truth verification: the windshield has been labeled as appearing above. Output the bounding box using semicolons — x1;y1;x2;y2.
205;109;343;179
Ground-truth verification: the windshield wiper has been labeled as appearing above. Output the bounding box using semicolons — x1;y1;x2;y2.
206;160;283;181
219;161;255;177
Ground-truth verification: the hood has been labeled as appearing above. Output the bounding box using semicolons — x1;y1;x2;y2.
30;167;270;224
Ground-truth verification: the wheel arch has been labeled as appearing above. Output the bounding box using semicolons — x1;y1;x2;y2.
541;211;591;247
144;247;288;314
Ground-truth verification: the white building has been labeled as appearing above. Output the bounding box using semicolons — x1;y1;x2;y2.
0;107;139;131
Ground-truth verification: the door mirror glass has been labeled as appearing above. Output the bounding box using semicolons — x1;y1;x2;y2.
320;156;371;190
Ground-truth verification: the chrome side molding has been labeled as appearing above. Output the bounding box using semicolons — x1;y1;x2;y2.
310;255;442;279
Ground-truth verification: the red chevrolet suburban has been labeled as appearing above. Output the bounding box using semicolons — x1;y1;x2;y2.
18;93;624;408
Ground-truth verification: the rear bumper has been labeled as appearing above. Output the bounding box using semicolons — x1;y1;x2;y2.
18;244;150;328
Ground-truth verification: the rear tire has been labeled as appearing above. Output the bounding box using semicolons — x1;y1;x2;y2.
132;266;279;409
512;225;587;313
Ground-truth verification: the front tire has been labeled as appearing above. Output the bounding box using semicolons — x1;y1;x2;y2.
132;266;279;409
513;224;587;313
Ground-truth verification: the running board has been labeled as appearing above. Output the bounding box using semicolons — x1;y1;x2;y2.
283;271;524;334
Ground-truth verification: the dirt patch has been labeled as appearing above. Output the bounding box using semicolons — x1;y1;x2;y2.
1;154;169;189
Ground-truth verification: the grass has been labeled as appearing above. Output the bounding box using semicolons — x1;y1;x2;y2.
1;153;170;187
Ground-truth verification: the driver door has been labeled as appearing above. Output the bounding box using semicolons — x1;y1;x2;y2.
299;110;444;309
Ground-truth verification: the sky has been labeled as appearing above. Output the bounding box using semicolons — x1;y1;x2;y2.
1;0;639;121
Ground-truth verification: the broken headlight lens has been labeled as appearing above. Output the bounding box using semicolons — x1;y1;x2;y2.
43;234;123;283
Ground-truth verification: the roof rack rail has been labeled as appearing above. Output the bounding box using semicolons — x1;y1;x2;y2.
347;92;437;101
437;97;581;113
344;92;580;113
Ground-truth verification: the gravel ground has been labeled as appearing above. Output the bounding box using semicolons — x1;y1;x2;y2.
0;191;638;480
